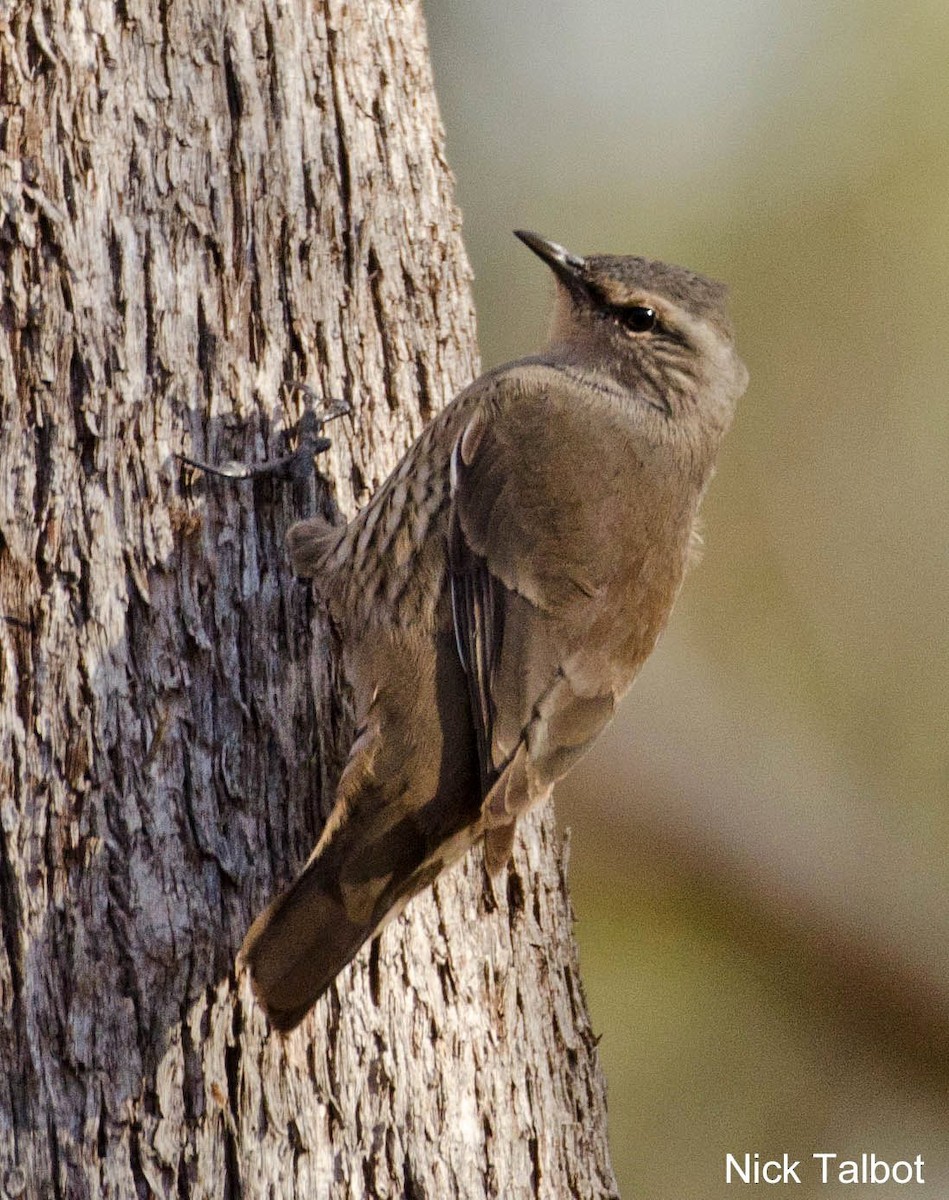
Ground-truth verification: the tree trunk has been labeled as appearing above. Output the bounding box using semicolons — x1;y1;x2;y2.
0;1;619;1196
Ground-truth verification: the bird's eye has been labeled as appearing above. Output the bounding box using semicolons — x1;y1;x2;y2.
622;306;657;334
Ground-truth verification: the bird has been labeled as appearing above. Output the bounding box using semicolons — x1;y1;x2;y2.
238;230;748;1031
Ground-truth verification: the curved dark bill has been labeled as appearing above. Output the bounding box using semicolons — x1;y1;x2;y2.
514;230;587;288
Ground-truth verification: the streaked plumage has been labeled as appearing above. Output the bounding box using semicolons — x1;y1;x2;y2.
239;231;748;1031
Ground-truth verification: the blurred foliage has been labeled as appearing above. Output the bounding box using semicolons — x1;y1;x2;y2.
427;1;949;1194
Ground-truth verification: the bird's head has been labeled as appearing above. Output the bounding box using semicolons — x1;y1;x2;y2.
514;230;748;446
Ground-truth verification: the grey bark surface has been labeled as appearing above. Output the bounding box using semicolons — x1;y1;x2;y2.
0;1;620;1197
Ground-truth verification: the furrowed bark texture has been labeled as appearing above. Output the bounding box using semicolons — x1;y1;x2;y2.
0;1;619;1197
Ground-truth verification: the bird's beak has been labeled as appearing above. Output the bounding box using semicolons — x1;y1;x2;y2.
514;230;587;291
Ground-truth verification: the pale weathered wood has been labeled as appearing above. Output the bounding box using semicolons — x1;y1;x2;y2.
0;1;619;1196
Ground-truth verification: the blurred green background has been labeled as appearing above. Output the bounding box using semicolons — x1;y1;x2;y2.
426;2;949;1195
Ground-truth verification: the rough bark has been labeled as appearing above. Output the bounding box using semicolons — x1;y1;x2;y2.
0;1;619;1197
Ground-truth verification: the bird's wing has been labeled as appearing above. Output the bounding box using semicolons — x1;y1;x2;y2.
448;368;622;864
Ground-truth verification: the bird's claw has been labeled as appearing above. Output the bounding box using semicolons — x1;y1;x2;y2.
177;389;350;483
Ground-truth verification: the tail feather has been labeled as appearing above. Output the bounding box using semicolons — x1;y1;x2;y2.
238;803;437;1031
239;863;371;1032
239;635;485;1030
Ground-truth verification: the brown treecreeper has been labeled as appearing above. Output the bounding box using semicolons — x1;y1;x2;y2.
239;231;749;1031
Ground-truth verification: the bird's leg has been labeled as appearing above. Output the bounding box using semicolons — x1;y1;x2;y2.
178;387;350;489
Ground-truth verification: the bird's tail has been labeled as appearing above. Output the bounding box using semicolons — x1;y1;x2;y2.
239;638;483;1031
238;853;374;1032
238;784;447;1031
